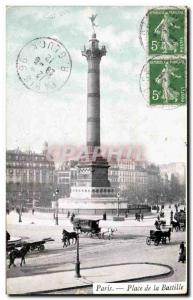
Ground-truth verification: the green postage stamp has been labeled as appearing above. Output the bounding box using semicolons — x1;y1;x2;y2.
148;8;186;55
147;7;187;106
149;59;186;105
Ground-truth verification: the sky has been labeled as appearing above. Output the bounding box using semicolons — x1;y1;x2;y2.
6;6;187;164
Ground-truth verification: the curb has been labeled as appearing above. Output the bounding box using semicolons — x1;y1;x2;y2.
21;262;174;295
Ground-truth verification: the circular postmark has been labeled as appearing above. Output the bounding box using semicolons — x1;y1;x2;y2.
16;37;72;93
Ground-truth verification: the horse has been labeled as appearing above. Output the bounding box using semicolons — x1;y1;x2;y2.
8;244;30;268
61;235;70;248
162;228;172;242
101;227;117;240
171;220;180;232
62;229;78;246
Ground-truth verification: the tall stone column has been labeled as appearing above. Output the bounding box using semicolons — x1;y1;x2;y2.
82;33;106;148
73;31;110;189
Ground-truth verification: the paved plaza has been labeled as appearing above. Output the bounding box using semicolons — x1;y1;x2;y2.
6;205;186;294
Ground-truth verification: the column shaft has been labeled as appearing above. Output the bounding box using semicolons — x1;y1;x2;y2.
87;58;100;146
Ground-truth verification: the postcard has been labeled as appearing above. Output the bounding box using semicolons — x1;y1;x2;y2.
6;6;188;295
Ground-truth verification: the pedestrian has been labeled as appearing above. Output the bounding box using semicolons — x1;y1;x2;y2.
178;242;186;263
141;213;144;221
70;212;75;223
103;212;106;220
32;207;35;215
170;210;174;224
6;231;10;243
154;220;160;230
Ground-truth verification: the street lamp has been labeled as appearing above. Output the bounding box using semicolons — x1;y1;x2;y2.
156;194;159;213
6;200;10;215
117;192;120;217
53;192;56;220
32;198;35;215
18;191;22;223
75;224;81;278
55;188;59;225
18;173;24;222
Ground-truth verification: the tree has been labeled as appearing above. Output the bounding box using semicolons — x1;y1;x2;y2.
169;173;182;203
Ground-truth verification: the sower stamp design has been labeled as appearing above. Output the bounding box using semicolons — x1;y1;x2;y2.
16;37;72;93
148;9;186;55
149;59;186;105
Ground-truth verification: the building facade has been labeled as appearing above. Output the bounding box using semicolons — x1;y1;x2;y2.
109;160;162;204
55;158;176;206
55;161;78;198
55;158;164;206
6;149;55;208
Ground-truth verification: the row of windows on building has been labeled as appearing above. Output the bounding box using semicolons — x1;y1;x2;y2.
58;178;70;184
7;154;48;162
7;162;53;168
111;177;147;183
7;172;54;183
7;178;53;184
115;163;136;169
110;170;151;177
110;174;148;179
73;188;114;193
7;169;53;176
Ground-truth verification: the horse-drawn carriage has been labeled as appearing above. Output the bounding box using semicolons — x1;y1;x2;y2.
73;218;101;238
62;218;117;247
7;235;54;268
7;236;54;253
146;228;171;246
27;238;54;251
62;219;101;247
71;218;117;239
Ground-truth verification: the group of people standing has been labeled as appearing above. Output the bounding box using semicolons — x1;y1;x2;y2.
135;213;144;221
66;211;75;223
